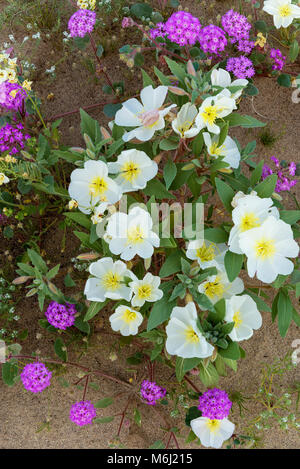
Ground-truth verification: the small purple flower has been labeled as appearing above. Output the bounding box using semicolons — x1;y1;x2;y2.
0;81;27;112
151;11;201;47
198;388;232;420
289;161;297;176
122;16;135;28
262;156;298;192
221;10;252;43
198;25;227;56
45;301;77;330
140;380;166;405
20;362;52;393
68;9;96;38
0;123;30;154
69;400;96;426
270;48;286;71
226;56;255;79
237;39;255;54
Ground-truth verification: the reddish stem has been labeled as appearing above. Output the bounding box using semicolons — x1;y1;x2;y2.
184;375;201;394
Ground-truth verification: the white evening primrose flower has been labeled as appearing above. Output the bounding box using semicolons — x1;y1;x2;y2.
225;294;262;342
198;269;244;304
129;273;163;307
0;69;8;83
239;216;299;283
186;239;227;270
211;68;248;101
68;160;122;214
231;190;257;208
166;302;214;359
0;173;9;185
108;149;158;193
203;132;241;169
171;102;201;139
263;0;300;28
190;417;235;449
91;202;109;224
84;257;133;302
105;206;160;261
195;90;236;134
228;194;279;254
109;305;143;336
115;85;176;142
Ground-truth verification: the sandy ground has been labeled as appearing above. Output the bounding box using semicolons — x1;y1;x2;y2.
0;0;300;449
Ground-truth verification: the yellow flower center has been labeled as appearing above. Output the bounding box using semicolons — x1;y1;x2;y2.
127;226;144;244
233;310;243;328
137;284;152;299
0;174;6;184
206;419;221;433
196;243;216;262
89;176;108;197
279;4;292;17
121;161;141;182
240;212;260;232
102;271;121;290
122;308;137;324
185;326;200;344
204;276;225;299
178;120;193;137
255;238;276;259
209;142;225;156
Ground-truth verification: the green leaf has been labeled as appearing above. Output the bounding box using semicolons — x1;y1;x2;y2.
27;249;48;273
185;406;202;426
204;227;228;243
74;317;90;334
134;52;144;67
175;357;185;382
163;159;177;190
94;416;114;424
218;341;241;360
95;397;113;408
147;296;176;331
144;178;176;199
141;69;154;87
277;290;293;338
134;408;142;427
255;174;278;197
280;210;300;225
224;251;244;282
289;40;299;62
97;44;104;57
159;250;182;277
64;273;76;287
130;2;153;19
2;361;19;386
164;56;186;85
215;178;234;212
159;138;179;151
277;73;291;87
226;114;266;128
149;440;165;449
54;337;67;362
3;226;13;239
64;212;92;230
250;160;264;186
192;132;204;156
80;109;101;144
254;20;267;33
198;362;219;387
84;300;107;321
103;103;122;119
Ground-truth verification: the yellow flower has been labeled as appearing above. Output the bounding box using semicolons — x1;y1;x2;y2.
255;32;267;48
22;80;32;91
68;199;78;210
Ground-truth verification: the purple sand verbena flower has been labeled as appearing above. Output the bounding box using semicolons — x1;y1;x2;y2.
226;56;255;79
140;380;166;405
0;123;30;154
270;48;286;71
69;400;96;426
150;11;201;47
45;301;77;330
68;9;96;38
198;25;227;56
0;81;27;112
221;9;252;43
20;362;52;393
198;388;232;420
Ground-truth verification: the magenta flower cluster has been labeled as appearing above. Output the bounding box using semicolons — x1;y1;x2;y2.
198;388;232;420
237;39;255;54
150;11;201;46
198;25;227;56
0;81;27;112
270;48;286;71
20;362;52;393
226;56;255;79
221;10;252;43
69;400;96;426
262;156;298;192
68;9;96;38
0;123;30;155
45;301;77;330
140;380;166;405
